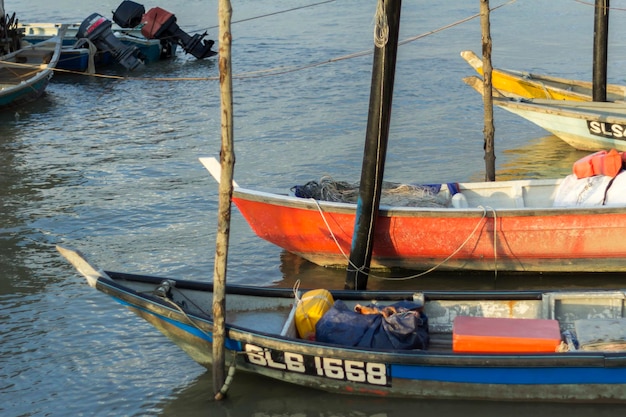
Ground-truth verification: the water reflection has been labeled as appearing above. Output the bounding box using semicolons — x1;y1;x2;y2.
157;370;625;417
496;134;588;181
277;250;626;292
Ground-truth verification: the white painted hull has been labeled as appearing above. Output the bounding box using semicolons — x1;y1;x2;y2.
495;98;626;151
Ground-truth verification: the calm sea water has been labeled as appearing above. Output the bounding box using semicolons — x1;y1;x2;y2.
2;0;626;415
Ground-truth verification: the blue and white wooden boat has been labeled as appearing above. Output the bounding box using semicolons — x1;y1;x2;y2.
57;245;626;403
0;25;65;108
18;22;174;72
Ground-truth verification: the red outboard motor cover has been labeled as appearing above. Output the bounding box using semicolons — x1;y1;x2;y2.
141;7;175;39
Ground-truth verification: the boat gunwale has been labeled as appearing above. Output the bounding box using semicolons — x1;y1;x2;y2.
232;185;626;217
495;96;626;119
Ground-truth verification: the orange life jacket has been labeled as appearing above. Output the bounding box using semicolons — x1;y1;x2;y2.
572;149;624;178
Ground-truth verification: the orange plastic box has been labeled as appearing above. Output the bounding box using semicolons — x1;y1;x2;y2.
452;316;562;353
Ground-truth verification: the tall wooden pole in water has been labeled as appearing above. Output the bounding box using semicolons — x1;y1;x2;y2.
480;0;495;181
213;0;234;400
593;0;609;102
345;0;401;290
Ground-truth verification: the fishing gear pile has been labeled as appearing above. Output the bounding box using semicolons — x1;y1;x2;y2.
292;176;451;208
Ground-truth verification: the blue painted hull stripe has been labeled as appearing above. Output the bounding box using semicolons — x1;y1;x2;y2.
112;296;243;351
391;364;626;385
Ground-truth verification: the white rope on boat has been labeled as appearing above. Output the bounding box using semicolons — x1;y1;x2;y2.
396;206;493;280
311;198;494;280
292;279;302;303
310;197;354;263
483;206;498;278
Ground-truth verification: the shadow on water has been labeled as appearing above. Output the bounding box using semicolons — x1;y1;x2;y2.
156;370;626;417
276;251;626;292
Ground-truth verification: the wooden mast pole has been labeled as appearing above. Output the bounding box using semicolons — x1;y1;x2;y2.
213;0;234;400
345;0;401;290
480;0;495;181
593;0;609;102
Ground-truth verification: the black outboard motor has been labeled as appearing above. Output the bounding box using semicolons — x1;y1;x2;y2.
76;13;144;70
112;1;145;28
141;7;216;59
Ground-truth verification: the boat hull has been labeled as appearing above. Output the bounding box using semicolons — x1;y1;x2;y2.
0;74;51;107
461;49;626;102
68;260;626;403
140;305;626;402
496;99;626;152
461;51;626;151
232;187;626;272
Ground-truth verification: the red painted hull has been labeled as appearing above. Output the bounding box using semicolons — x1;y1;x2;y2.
232;188;626;272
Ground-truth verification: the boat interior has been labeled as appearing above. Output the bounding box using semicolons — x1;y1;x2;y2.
449;179;559;209
449;173;626;210
128;275;626;354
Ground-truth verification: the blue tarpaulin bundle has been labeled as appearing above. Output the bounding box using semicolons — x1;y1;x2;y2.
315;300;429;350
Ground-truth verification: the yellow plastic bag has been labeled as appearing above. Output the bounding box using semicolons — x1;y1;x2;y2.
295;289;334;340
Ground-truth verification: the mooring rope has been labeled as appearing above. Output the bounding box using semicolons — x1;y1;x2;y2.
49;0;517;81
347;0;390;281
383;205;493;281
485;205;498;278
214;352;238;401
311;198;494;280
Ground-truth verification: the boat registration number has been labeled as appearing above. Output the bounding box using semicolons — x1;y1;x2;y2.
244;344;390;386
587;120;626;139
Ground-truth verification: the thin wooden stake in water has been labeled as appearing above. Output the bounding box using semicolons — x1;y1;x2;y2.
345;0;401;290
593;0;609;102
480;0;495;182
213;0;234;401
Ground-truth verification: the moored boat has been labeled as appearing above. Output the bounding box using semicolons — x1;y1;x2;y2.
460;50;626;102
201;156;626;273
0;24;65;108
464;75;626;152
57;245;626;403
